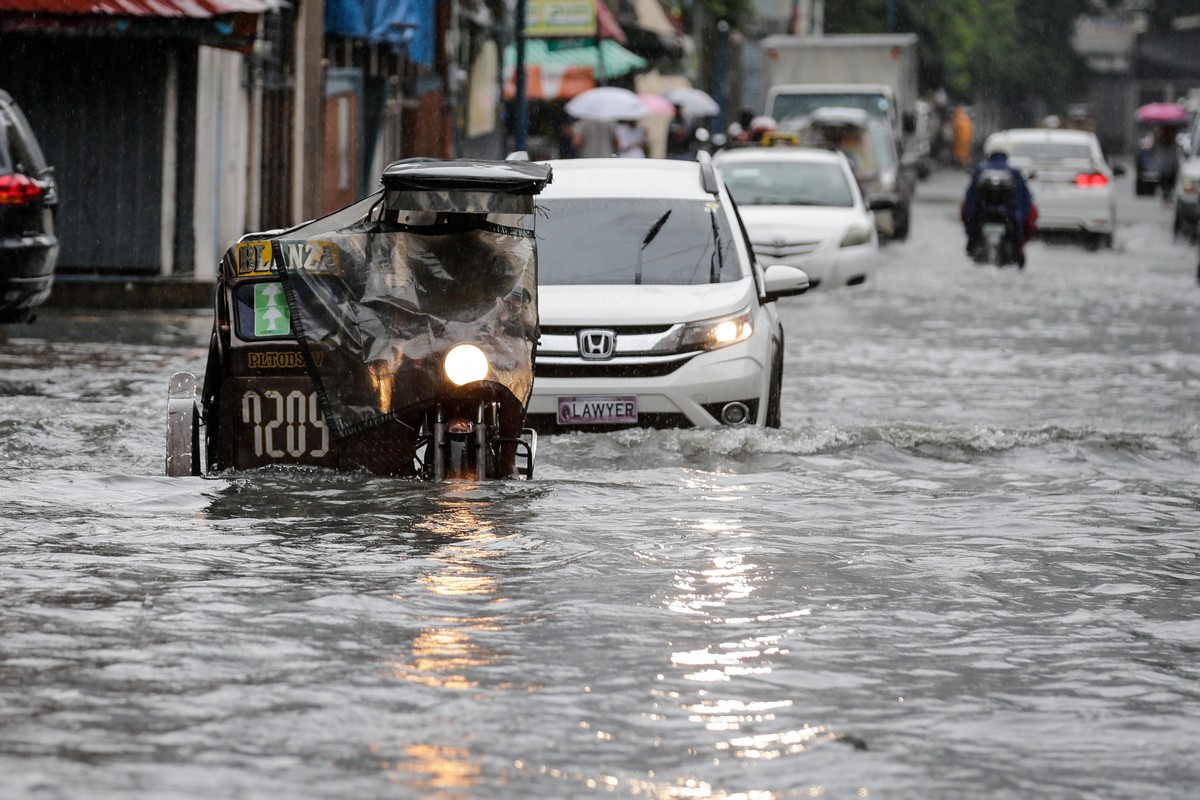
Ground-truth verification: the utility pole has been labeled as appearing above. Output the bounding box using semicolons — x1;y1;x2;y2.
514;0;529;153
714;19;729;133
790;0;811;35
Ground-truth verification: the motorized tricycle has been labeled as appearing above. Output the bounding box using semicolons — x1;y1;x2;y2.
166;158;553;480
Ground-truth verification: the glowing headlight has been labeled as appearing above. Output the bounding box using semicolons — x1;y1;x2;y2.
675;309;754;353
840;225;873;247
443;344;489;386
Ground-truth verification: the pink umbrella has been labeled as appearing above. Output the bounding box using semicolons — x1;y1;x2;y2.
638;93;677;116
1135;102;1187;125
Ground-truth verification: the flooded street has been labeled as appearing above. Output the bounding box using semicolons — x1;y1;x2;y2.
2;171;1199;799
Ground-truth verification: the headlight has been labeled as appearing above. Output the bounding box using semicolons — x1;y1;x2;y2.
443;344;489;386
839;225;873;247
673;309;754;353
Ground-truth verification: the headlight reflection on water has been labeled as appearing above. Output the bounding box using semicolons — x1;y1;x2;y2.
374;493;514;797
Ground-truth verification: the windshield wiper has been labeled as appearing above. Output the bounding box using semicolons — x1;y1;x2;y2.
635;210;672;285
708;206;723;284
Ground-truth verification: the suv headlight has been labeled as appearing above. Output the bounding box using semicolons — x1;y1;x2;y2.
840;225;873;247
671;309;754;353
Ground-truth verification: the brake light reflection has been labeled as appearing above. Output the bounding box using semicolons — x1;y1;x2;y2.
0;173;43;205
1075;173;1109;188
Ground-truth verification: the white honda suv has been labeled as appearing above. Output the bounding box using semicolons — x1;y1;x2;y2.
527;154;810;432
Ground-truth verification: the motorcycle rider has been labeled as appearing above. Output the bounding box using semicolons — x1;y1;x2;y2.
961;143;1036;266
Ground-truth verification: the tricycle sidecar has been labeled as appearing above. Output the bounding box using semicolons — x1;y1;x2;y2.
167;158;552;480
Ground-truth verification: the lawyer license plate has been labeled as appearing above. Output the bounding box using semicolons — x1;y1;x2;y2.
557;395;638;425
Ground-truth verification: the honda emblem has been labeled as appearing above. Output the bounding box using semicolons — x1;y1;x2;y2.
578;329;616;360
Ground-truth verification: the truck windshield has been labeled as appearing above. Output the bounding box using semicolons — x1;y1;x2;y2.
771;93;891;124
536;198;741;286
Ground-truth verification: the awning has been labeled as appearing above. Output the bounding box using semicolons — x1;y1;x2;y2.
503;38;647;101
0;0;282;16
324;0;434;66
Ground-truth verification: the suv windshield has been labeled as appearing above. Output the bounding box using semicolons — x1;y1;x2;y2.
537;198;741;285
721;161;854;207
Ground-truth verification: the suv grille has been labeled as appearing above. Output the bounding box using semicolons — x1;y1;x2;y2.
534;357;697;379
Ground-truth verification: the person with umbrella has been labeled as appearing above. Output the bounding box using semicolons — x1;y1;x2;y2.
565;87;650;158
1135;102;1187;202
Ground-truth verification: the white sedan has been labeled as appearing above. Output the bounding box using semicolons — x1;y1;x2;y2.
984;128;1120;248
713;147;882;289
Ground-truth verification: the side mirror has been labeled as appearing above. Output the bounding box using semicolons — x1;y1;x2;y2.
1111;163;1127;177
867;195;895;212
763;264;810;300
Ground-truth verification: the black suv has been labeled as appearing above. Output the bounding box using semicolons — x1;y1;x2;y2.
1;89;58;324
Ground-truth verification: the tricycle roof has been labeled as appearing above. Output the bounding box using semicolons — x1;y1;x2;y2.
380;158;552;194
381;158;552;215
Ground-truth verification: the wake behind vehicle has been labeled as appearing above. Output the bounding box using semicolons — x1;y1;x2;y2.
166;158;552;480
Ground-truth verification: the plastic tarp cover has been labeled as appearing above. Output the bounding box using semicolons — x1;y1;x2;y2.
324;0;434;65
273;193;538;438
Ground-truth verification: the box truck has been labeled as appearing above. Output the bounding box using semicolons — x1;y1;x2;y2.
761;33;919;134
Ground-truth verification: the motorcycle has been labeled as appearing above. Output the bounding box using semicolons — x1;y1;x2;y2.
969;168;1022;268
166;157;553;480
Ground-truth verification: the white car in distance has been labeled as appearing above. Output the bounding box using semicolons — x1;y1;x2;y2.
528;155;810;432
713;146;882;289
984;128;1120;249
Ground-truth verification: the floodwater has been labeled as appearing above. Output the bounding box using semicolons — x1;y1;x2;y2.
2;171;1199;800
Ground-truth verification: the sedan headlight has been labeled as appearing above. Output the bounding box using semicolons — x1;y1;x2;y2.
674;309;754;353
839;225;873;247
444;343;489;386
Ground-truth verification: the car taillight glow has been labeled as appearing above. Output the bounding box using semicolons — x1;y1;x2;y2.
0;173;43;205
1075;173;1109;188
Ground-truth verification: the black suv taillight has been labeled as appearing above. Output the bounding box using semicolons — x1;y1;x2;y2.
0;173;43;205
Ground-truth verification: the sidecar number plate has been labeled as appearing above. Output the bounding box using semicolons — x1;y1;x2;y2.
557;395;637;425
